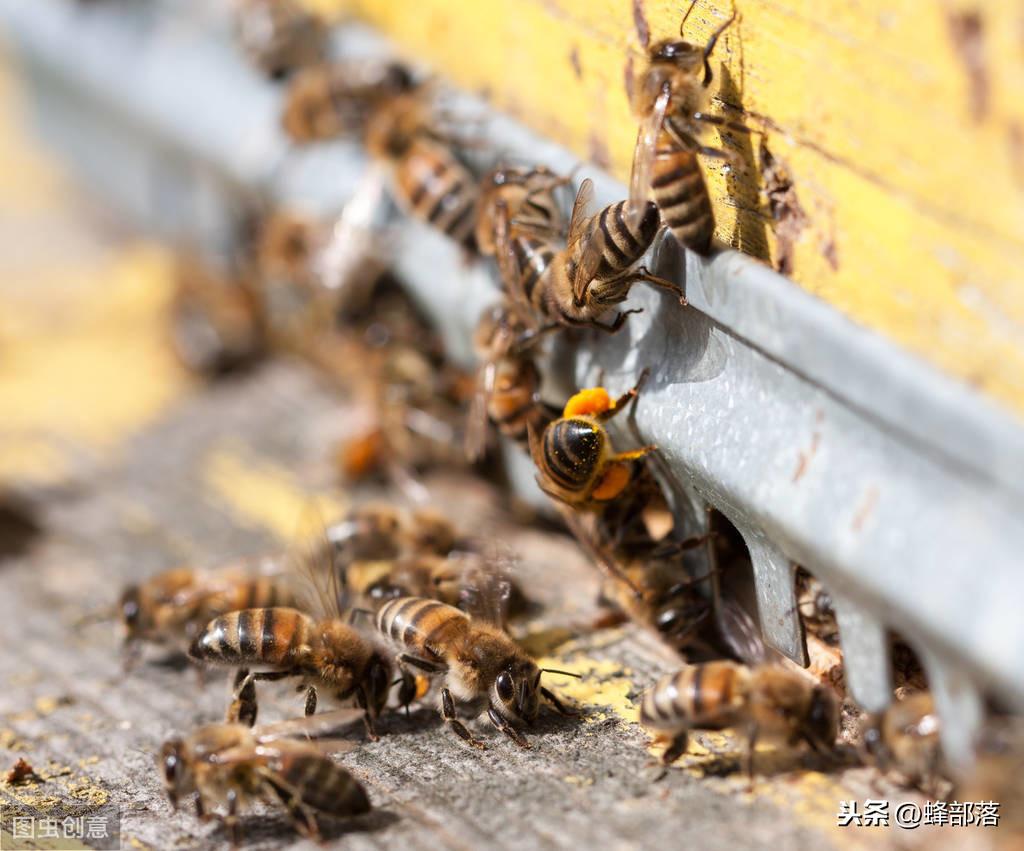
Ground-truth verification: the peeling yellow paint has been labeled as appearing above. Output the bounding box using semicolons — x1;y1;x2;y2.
203;446;349;541
311;0;1024;417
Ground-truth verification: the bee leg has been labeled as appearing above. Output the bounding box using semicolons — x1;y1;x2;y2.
745;722;760;787
440;687;486;749
304;685;317;717
487;705;531;748
599;369;651;420
193;792;208;821
228;671;258;726
591;308;644;334
631;267;688;306
662;732;690;765
225;788;241;848
395;671;417;715
355;687;380;741
540;687;578;717
399;653;443;674
278;793;320;840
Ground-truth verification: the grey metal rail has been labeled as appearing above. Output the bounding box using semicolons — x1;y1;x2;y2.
4;0;1023;772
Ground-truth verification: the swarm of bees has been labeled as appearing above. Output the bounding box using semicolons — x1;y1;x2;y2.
136;1;1020;842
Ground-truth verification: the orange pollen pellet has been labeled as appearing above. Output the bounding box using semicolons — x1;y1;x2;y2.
591;462;631;501
563;387;612;418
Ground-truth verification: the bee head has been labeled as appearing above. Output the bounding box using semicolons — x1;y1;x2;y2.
650;39;703;70
491;659;542;724
159;739;189;809
803;685;839;753
119;586;143;641
860;715;890;769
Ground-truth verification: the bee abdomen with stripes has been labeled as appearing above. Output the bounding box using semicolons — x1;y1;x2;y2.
651;135;714;256
584;200;661;281
395;138;479;248
267;752;372;817
375;596;469;663
188;607;312;669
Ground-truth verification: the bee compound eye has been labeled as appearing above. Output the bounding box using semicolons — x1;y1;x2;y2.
496;671;515;702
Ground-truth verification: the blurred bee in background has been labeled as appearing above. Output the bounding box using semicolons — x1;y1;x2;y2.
464;299;559;462
160;711;370;843
861;690;948;796
640;660;839;772
962;716;1024;836
232;0;328;81
364;91;480;248
474;165;570;257
282;59;415;143
255;171;391;354
629;1;744;255
189;527;407;735
169;255;266;376
520;179;686;333
118;558;295;665
794;567;840;648
374;563;579;749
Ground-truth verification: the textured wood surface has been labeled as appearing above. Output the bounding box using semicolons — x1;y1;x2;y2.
305;0;1024;418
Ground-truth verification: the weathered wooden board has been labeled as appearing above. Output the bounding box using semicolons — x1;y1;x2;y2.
304;0;1024;418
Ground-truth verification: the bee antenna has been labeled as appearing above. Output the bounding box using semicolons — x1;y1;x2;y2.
541;668;582;679
679;0;701;37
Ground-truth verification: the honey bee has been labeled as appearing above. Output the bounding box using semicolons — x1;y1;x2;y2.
255;179;390;351
282;60;415;143
629;1;742;255
364;92;480;248
511;178;685;333
640;661;839;772
233;0;328;81
169;256;265;376
527;377;656;509
188;532;406;735
464;300;558;462
795;568;839;646
160;712;370;843
861;690;946;793
119;559;295;661
474;165;569;257
374;595;578;748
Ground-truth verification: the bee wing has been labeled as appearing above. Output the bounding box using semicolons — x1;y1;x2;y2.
287;502;346;620
464;360;497;463
255;737;360;759
253;708;367;743
449;547;515;630
566;179;605;304
629;86;670;228
494;199;535;319
715;597;767;666
571;225;606;305
567;176;595;245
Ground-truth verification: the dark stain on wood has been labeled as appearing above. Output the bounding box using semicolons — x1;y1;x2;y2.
569;45;582;80
0;495;43;562
946;10;990;123
759;139;807;277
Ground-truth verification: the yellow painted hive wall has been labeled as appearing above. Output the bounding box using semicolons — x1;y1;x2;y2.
303;0;1024;419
